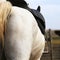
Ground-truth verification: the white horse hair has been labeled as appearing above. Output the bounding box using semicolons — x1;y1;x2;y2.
0;0;45;60
0;0;6;2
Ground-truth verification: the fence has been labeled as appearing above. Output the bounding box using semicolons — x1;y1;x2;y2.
41;29;60;60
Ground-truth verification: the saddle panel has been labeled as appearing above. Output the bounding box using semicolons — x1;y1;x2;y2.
28;8;45;35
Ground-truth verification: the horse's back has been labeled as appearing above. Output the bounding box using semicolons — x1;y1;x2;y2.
4;6;38;60
6;6;35;36
4;6;45;60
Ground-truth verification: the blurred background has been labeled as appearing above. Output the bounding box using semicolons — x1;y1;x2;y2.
25;0;60;60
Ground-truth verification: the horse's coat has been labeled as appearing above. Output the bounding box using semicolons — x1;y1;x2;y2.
0;0;45;60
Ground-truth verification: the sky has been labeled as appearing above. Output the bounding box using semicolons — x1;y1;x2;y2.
25;0;60;30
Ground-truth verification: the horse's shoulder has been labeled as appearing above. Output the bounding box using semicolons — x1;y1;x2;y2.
11;6;35;22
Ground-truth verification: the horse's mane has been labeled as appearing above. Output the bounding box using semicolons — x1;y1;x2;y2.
0;1;12;47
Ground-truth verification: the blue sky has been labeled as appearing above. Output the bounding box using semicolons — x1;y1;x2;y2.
25;0;60;30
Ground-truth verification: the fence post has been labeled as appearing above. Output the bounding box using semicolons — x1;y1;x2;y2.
48;29;52;60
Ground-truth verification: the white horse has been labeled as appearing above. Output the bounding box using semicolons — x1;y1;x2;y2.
0;0;45;60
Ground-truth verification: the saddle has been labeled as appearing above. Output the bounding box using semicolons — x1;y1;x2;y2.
28;7;45;35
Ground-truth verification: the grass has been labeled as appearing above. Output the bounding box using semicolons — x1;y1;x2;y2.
51;39;60;44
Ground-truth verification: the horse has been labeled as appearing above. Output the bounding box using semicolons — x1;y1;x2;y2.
0;0;45;60
7;0;46;35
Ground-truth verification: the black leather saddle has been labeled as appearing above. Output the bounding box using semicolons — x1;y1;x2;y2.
28;7;45;35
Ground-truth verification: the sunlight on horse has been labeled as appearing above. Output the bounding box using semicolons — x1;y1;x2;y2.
0;0;45;60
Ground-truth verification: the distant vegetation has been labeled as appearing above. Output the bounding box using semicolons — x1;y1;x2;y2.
45;29;60;41
55;30;60;36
